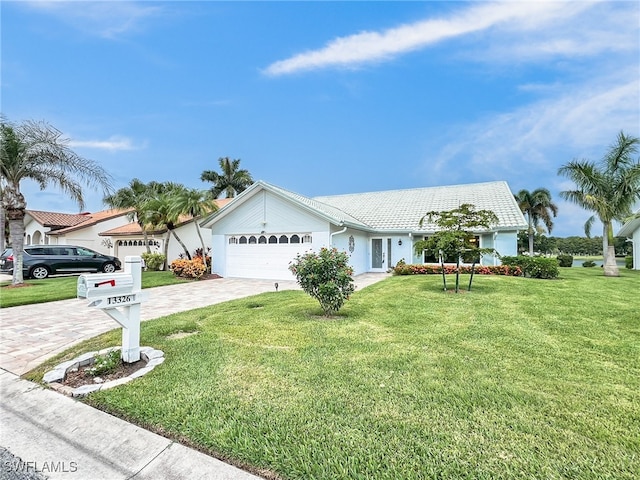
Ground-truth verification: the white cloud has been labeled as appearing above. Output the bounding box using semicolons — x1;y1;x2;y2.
263;1;603;76
69;135;140;152
25;1;163;38
431;68;639;179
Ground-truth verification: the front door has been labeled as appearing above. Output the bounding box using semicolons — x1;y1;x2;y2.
371;238;385;271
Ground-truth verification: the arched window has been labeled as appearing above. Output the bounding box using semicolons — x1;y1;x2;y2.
229;236;238;244
290;234;300;244
258;235;267;244
279;235;289;244
303;234;312;243
269;235;278;244
249;236;257;244
239;236;248;244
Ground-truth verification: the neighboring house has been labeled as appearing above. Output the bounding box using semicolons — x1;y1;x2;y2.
618;211;640;270
201;180;528;280
23;200;231;264
25;209;132;251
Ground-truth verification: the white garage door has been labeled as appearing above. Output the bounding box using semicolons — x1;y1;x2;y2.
226;234;312;280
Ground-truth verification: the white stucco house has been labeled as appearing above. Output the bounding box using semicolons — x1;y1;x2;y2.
200;180;528;280
618;211;640;270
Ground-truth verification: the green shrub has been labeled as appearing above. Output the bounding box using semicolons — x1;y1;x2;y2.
582;260;597;268
141;252;166;271
625;255;634;269
289;247;355;317
86;350;121;377
556;254;574;267
500;255;559;279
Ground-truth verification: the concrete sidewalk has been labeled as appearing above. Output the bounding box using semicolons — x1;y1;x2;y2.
0;273;391;479
0;369;261;479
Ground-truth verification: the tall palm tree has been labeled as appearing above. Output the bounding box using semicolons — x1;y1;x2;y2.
559;131;640;277
0;119;112;285
200;157;253;198
141;183;191;269
170;188;218;272
104;178;155;253
514;188;558;255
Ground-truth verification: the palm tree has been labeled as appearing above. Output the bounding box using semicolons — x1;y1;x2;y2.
514;188;558;256
201;157;253;198
170;188;218;272
0;119;112;285
104;178;155;253
141;183;191;269
559;131;640;276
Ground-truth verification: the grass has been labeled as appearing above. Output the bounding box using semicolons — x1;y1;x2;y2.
0;271;189;308
26;268;640;479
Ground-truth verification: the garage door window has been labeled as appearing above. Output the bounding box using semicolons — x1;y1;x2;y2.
229;233;312;245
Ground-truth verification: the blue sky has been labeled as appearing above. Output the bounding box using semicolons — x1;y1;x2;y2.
2;0;639;237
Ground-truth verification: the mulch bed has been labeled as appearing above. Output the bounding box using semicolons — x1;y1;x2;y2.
63;359;147;388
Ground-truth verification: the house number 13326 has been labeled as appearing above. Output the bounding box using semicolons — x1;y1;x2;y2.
107;295;133;305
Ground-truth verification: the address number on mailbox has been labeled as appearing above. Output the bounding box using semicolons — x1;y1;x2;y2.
108;295;134;305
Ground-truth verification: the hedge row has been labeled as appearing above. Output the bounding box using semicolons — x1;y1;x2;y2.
393;264;523;276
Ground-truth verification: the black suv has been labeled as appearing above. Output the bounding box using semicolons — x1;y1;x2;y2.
0;245;122;279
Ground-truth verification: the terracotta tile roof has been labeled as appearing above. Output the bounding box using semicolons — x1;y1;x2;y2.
99;223;147;236
26;210;92;229
99;199;229;237
46;209;134;235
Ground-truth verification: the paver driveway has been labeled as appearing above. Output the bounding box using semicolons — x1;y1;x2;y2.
0;274;389;375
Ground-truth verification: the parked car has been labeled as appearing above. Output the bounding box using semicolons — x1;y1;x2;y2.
0;245;122;279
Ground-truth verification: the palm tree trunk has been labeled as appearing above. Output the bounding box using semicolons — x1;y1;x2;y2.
170;228;191;259
0;205;6;253
8;217;25;284
603;222;619;277
162;232;170;270
528;217;534;256
3;185;26;285
194;223;209;273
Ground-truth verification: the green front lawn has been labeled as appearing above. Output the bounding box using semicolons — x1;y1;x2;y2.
27;269;640;479
0;271;188;308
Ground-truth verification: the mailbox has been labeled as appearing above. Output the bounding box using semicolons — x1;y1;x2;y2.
77;272;135;299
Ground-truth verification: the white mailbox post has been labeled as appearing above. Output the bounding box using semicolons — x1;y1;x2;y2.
77;256;148;363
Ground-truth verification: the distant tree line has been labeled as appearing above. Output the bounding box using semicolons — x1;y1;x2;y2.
516;232;632;257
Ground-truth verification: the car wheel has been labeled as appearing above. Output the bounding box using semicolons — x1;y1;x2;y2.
102;262;116;273
30;265;50;279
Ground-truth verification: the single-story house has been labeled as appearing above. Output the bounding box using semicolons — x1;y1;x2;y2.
618;211;640;270
200;180;528;280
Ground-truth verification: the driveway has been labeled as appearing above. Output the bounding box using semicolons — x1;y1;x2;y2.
0;274;390;375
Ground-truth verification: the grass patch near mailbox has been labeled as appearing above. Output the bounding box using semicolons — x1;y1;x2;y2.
0;271;189;308
28;268;640;479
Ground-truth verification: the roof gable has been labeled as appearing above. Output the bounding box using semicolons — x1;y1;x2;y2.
618;210;640;237
202;180;527;232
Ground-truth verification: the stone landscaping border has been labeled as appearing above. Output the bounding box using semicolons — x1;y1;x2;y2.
44;346;164;397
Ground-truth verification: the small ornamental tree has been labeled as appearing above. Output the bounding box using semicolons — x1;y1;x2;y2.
289;247;355;317
413;204;499;292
